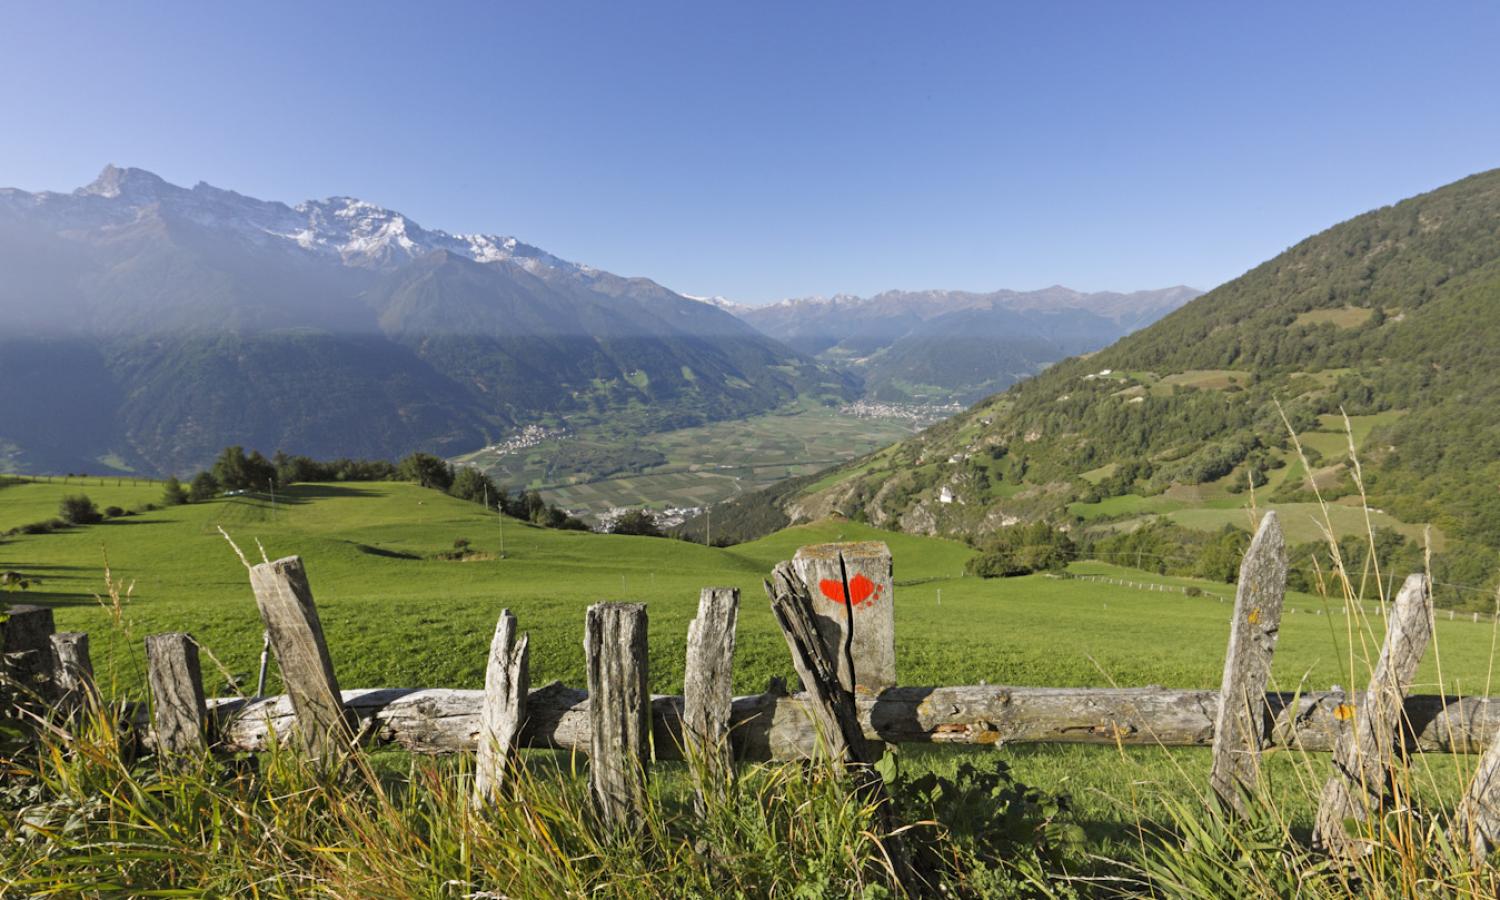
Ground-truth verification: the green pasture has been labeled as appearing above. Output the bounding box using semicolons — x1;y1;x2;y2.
4;478;1497;848
0;476;164;532
2;480;1490;702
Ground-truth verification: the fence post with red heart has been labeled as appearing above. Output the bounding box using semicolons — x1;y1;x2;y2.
791;541;896;694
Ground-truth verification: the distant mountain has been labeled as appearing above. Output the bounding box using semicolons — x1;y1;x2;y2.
732;286;1199;403
0;166;852;475
757;167;1500;590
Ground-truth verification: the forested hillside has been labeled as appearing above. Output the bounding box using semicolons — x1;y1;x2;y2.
761;168;1500;599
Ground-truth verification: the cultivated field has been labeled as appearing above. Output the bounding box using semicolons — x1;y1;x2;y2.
454;403;932;521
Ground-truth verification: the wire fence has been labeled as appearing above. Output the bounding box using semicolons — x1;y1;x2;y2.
1055;571;1496;624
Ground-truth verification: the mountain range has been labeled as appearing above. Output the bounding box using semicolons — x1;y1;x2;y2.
0;166;849;475
0;166;1201;479
732;286;1199;403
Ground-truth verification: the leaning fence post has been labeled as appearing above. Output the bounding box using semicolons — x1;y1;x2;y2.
145;633;209;760
50;632;94;716
1314;573;1432;860
584;602;649;828
765;560;917;892
684;587;739;812
791;542;896;694
248;556;354;763
765;563;870;764
1208;511;1287;815
474;609;529;806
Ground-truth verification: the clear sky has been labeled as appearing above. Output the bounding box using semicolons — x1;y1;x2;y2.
3;1;1498;303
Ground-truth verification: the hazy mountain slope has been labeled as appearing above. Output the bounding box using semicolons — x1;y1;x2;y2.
734;286;1198;402
767;168;1500;573
0;167;850;475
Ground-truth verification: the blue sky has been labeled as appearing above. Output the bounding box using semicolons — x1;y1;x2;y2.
3;1;1498;303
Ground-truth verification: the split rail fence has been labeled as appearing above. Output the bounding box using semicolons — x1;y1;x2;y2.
6;511;1500;865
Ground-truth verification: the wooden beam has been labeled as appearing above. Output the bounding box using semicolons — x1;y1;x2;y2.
145;633;209;759
791;542;895;693
684;587;738;810
1315;574;1433;859
1209;511;1288;814
584;602;649;828
196;684;1500;759
474;609;528;806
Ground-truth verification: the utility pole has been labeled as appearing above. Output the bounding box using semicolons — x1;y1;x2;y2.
486;482;506;559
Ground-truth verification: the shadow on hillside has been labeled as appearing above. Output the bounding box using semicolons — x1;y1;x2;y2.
349;542;422;560
0;591;106;609
230;484;384;506
0;563;90;573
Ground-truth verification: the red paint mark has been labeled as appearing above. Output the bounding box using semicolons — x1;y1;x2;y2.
819;573;878;609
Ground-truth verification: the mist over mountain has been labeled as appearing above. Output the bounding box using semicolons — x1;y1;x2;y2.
732;286;1199;403
0;166;851;475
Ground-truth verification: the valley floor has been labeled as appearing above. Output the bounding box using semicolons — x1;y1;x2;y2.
453;401;946;525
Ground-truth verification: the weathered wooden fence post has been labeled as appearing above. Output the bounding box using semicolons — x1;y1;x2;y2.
766;558;916;892
1314;573;1432;859
474;609;528;806
248;556;355;764
1453;681;1500;861
50;632;94;716
584;602;649;828
791;542;895;694
684;587;738;811
2;605;57;728
765;563;871;764
1208;512;1288;815
145;633;209;759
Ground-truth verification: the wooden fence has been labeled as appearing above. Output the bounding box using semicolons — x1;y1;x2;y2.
5;510;1500;864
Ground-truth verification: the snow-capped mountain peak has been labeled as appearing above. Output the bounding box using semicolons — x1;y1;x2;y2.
32;165;588;277
74;164;171;200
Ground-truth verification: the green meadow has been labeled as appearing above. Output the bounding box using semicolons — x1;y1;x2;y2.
5;479;1490;700
4;478;1496;844
0;476;163;532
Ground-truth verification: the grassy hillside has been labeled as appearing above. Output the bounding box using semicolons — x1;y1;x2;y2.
779;168;1500;597
3;481;1495;705
0;476;163;532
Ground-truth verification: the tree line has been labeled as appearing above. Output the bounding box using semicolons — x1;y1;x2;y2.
156;447;593;532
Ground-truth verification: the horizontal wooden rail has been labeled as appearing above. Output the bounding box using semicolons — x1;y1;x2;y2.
190;684;1500;759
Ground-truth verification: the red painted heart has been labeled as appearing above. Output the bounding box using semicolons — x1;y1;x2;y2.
819;573;876;608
